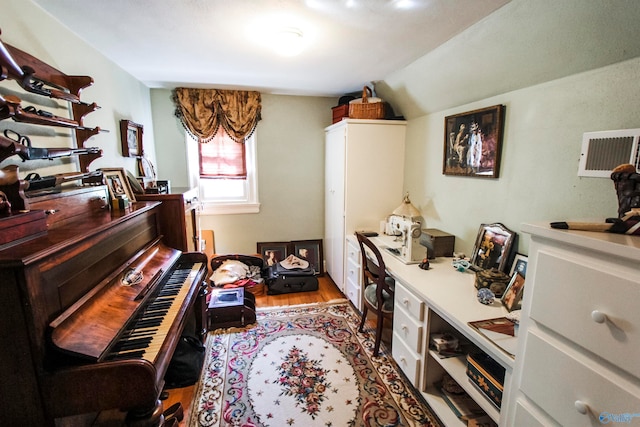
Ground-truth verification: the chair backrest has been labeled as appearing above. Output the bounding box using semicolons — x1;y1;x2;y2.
355;232;394;298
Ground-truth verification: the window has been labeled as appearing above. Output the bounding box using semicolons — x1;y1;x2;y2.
186;128;259;214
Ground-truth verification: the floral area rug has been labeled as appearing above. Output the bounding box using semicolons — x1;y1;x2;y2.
188;300;442;427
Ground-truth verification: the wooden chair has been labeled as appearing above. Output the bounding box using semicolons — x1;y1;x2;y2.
355;232;395;356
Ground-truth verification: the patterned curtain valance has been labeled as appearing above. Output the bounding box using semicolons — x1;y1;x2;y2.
172;88;262;143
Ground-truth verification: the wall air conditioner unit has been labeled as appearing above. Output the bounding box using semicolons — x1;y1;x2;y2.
578;129;640;177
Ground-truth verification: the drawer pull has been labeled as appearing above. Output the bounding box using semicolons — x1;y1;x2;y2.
402;324;408;332
574;400;589;415
402;298;409;306
591;310;607;324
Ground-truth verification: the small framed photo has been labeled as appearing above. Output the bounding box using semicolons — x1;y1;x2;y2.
471;223;516;272
257;242;290;267
443;104;505;178
509;253;528;278
502;272;525;312
291;239;324;276
120;120;143;157
100;167;136;202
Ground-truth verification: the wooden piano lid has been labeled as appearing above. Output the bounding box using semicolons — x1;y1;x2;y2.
49;242;181;361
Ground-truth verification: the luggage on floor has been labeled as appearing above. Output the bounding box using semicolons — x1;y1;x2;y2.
265;255;319;295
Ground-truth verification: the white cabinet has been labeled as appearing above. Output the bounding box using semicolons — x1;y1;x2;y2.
507;224;640;426
324;119;406;293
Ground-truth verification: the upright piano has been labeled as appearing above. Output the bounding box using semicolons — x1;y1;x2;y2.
0;186;208;426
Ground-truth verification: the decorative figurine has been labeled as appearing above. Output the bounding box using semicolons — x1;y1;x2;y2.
477;288;495;305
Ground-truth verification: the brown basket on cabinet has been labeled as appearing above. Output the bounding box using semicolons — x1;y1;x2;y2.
349;86;385;119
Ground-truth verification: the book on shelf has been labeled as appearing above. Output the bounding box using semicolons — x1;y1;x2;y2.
468;317;517;358
439;388;485;420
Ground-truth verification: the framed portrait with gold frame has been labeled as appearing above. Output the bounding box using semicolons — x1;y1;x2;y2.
100;167;136;202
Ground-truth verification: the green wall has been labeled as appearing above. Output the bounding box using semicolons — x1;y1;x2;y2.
150;90;335;254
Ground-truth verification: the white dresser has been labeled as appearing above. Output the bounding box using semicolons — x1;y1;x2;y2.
507;224;640;426
324;119;405;295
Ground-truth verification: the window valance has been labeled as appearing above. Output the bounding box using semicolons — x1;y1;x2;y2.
172;88;262;143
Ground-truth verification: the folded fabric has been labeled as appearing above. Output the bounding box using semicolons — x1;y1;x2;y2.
211;260;250;285
279;254;309;270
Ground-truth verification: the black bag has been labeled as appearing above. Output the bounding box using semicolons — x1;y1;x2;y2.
265;263;319;295
164;315;206;388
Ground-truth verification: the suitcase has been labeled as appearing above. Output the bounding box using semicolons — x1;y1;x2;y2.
265;263;319;295
209;254;266;295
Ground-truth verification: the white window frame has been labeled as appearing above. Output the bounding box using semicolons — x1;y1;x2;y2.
186;132;260;214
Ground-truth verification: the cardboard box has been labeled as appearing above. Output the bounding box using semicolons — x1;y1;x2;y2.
421;228;455;259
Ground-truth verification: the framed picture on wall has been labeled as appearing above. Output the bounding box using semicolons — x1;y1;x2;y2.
442;104;505;178
257;242;290;267
470;223;516;272
291;239;324;275
120;120;144;157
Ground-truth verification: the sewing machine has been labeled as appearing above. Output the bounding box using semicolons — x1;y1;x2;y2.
384;215;425;264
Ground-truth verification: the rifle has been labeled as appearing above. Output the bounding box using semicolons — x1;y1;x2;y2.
24;169;103;192
0;33;84;105
0;129;102;163
0;93;92;129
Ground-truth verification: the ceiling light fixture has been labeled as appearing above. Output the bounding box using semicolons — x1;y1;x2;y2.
272;27;304;57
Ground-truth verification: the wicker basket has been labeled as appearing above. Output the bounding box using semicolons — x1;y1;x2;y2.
349;86;385;119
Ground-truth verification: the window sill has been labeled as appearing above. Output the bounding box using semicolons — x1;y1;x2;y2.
200;202;261;215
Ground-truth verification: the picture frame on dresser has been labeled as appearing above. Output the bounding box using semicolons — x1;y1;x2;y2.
100;167;136;202
442;104;505;178
470;222;516;272
509;253;528;278
257;242;290;267
502;272;525;312
291;239;324;276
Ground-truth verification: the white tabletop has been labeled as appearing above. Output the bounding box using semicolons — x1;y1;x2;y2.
367;234;516;368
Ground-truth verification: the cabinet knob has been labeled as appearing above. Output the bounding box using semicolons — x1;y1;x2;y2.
403;298;409;306
574;400;589;415
591;310;607;324
402;324;408;332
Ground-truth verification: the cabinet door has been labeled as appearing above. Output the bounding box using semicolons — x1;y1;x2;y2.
324;126;346;289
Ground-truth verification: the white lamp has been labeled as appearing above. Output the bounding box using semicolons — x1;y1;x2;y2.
392;193;421;219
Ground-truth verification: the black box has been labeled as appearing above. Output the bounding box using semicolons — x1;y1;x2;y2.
420;228;455;259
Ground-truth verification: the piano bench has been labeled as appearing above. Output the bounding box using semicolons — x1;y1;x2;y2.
207;287;257;330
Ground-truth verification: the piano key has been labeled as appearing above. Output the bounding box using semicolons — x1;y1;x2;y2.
106;261;203;363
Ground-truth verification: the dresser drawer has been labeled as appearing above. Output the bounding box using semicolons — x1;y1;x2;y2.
395;282;424;321
393;305;424;354
520;330;640;426
346;238;361;267
345;274;361;311
513;400;557;427
392;332;422;387
530;250;640;377
346;257;361;288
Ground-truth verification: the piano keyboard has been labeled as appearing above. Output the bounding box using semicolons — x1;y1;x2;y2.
107;261;204;362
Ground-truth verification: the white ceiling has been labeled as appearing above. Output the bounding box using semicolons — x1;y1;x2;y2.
31;0;510;97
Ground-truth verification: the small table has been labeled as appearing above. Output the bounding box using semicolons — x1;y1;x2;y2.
207;287;256;330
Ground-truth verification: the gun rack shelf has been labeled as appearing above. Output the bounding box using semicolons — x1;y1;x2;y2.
0;29;105;213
